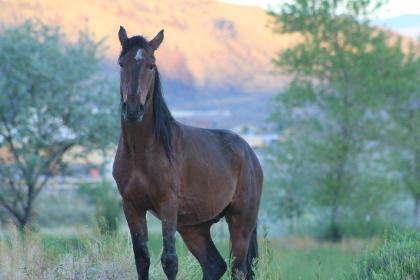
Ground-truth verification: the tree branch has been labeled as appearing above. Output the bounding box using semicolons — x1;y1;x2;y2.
33;142;75;198
0;115;29;181
0;194;24;224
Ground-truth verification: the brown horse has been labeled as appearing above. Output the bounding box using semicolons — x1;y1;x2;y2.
112;26;263;280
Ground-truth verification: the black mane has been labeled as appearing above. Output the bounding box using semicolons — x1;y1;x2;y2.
152;69;174;159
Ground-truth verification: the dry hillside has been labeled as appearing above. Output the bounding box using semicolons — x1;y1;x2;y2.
0;0;294;94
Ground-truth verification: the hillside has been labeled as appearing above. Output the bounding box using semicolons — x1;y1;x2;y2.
0;0;293;93
3;1;412;129
1;0;297;128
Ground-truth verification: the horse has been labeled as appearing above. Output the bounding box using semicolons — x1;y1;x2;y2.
112;26;263;280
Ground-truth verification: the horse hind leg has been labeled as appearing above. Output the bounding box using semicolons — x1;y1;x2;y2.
227;146;262;280
178;221;227;280
227;213;258;280
226;182;261;279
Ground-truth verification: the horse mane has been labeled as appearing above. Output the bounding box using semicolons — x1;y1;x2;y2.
120;35;174;159
152;69;174;159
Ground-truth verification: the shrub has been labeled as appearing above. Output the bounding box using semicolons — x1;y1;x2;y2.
346;230;420;280
78;180;122;234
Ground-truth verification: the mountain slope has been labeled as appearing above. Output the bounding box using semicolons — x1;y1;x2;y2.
0;0;293;96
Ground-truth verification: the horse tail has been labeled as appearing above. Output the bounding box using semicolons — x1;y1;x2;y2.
246;226;258;279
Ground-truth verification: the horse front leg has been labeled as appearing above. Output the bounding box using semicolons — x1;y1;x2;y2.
159;202;178;280
123;201;150;280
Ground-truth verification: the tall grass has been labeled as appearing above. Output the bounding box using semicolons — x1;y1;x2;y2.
0;225;212;279
0;225;136;279
346;230;420;280
0;224;378;280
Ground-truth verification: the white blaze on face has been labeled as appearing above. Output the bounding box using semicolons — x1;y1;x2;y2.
135;49;144;61
135;49;146;104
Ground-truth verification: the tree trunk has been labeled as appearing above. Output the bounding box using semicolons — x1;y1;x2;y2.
414;197;420;230
17;217;28;231
328;204;341;242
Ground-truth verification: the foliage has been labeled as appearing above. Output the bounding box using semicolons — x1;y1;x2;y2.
78;180;122;234
0;19;118;229
0;224;376;280
269;0;418;239
380;41;420;228
346;230;420;280
265;141;308;232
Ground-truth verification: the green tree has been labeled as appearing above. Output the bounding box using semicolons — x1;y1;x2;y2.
266;132;309;233
381;42;420;229
0;20;118;229
269;0;410;239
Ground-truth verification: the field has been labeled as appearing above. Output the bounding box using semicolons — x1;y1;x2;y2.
1;1;420;279
0;220;381;280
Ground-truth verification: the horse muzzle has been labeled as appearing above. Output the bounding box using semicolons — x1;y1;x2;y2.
122;102;144;123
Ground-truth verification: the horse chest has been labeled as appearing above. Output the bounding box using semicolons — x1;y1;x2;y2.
125;172;150;195
113;159;171;206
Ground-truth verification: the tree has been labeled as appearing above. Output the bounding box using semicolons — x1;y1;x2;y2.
269;0;410;239
381;41;420;229
265;131;310;233
0;20;118;229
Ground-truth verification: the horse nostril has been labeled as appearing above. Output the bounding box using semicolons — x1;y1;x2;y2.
139;104;144;113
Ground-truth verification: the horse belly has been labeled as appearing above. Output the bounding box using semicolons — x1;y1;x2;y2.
177;178;236;226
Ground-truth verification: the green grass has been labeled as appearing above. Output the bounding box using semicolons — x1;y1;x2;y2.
345;230;420;280
270;237;381;280
279;247;352;280
0;224;382;280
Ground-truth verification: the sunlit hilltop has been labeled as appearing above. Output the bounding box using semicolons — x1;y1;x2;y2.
1;0;296;95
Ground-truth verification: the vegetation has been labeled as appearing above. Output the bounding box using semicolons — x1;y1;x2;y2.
1;223;418;279
269;0;420;239
0;223;382;280
78;180;122;234
380;43;420;229
346;231;420;280
0;20;118;229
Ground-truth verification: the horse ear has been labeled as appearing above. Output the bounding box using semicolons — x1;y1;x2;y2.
149;29;164;51
118;26;128;46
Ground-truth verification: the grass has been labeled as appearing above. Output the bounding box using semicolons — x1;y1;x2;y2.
0;225;136;280
269;237;381;280
0;224;382;280
345;230;420;280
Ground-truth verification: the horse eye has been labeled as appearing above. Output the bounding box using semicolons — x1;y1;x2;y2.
149;64;154;70
119;62;123;68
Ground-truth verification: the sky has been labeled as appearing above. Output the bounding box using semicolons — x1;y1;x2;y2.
220;0;420;19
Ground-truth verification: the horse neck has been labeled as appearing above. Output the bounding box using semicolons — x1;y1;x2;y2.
121;104;154;156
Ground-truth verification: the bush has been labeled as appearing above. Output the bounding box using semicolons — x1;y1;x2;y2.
346;231;420;280
78;180;122;234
